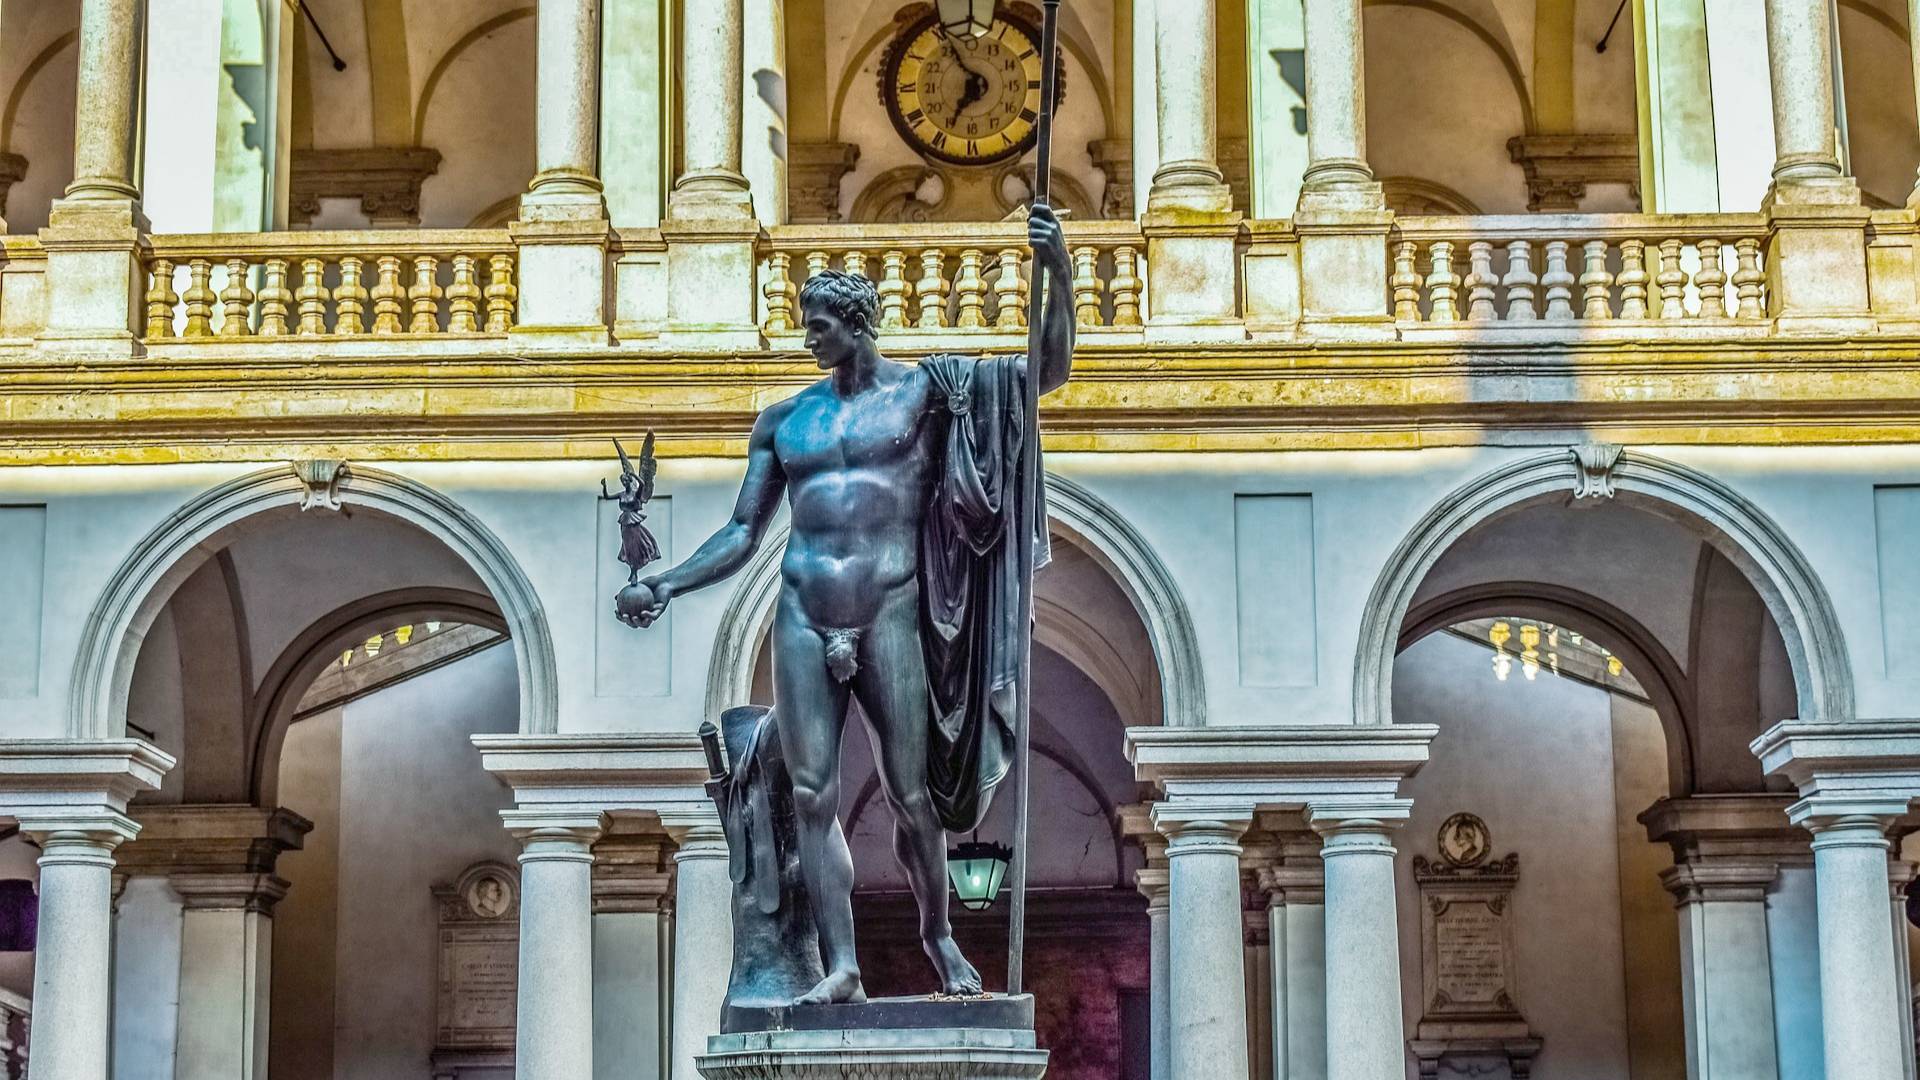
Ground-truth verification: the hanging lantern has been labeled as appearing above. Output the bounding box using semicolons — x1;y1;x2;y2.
946;840;1013;911
937;0;997;39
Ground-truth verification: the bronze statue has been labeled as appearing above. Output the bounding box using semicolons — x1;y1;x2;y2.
603;434;663;619
621;204;1075;1005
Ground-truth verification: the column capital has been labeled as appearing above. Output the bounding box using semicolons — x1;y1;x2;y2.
1786;794;1908;837
1659;861;1779;906
1256;862;1326;906
591;835;673;914
19;812;139;863
168;871;291;914
1135;865;1170;913
1150;798;1254;846
504;807;606;864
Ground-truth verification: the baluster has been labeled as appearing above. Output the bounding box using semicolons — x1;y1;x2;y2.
877;249;911;329
1425;241;1460;323
485;254;518;332
1617;240;1649;319
447;254;483;333
762;252;797;333
218;258;255;336
954;249;989;328
1463;241;1497;321
334;256;369;334
842;249;868;281
1579;240;1614;320
1391;240;1422;321
370;255;405;332
1501;240;1538;321
993;247;1027;329
1110;245;1144;327
915;249;950;328
257;258;291;336
296;257;329;334
804;250;831;289
1541;240;1576;320
1655;238;1686;319
1072;245;1103;327
407;254;443;333
1695;239;1727;318
181;258;216;338
1733;238;1765;319
144;259;178;339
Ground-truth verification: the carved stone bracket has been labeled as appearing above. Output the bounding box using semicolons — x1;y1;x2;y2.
294;458;349;512
290;146;443;227
1570;443;1625;501
1088;139;1134;220
787;140;862;224
0;152;25;222
1506;133;1640;212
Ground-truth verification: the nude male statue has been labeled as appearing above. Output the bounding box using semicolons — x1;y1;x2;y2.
620;205;1075;1004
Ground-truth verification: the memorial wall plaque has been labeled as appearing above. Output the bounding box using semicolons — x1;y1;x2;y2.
1409;813;1541;1080
432;862;519;1078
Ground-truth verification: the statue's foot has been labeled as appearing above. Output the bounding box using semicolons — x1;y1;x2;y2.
796;968;867;1006
926;934;983;996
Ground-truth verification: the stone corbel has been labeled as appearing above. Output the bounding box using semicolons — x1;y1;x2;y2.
1569;443;1625;501
0;152;25;225
786;141;861;224
1504;134;1639;212
289;147;443;227
294;458;349;512
1088;139;1135;220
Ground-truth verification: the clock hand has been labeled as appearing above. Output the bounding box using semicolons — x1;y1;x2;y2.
954;68;989;114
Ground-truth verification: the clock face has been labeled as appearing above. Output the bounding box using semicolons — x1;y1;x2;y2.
884;15;1047;166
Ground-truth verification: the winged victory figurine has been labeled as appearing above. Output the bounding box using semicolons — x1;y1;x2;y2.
602;433;661;587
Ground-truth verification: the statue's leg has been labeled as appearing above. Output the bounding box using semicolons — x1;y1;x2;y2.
851;586;984;997
770;594;865;1005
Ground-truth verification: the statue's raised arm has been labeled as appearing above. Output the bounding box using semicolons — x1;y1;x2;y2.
1026;203;1076;395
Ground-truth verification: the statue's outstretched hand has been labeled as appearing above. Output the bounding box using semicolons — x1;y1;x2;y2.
616;576;674;628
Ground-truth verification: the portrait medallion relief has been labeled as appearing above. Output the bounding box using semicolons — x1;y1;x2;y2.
1437;811;1492;869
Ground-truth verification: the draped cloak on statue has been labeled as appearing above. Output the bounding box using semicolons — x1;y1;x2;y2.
918;353;1049;834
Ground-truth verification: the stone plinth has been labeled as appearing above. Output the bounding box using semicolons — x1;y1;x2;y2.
697;1028;1047;1079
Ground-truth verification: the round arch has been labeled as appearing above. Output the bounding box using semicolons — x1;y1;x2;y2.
703;473;1208;728
69;463;558;740
1399;582;1698;796
246;586;508;806
1353;448;1853;729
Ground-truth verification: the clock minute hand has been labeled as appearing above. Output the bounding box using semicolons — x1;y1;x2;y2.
954;67;989;114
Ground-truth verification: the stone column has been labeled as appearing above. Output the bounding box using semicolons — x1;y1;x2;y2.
41;0;148;355
1310;801;1410;1080
1136;846;1172;1080
111;806;312;1080
1146;0;1230;213
592;835;673;1080
667;818;731;1080
22;815;139;1080
1155;807;1252;1080
1910;0;1920;207
67;0;142;203
1660;862;1783;1080
1261;861;1328;1080
1763;0;1843;188
671;0;751;216
509;810;605;1080
1796;803;1908;1080
533;0;603;196
513;0;615;347
1891;861;1919;1080
171;874;288;1080
1300;0;1371;191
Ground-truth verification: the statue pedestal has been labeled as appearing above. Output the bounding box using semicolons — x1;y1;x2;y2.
698;995;1049;1079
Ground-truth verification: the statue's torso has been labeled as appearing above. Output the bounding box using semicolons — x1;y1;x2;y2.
773;362;939;629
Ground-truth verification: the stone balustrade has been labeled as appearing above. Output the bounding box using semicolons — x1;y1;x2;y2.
140;231;518;341
757;221;1147;339
0;986;29;1080
1389;214;1770;332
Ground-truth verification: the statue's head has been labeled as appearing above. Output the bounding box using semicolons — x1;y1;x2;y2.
798;270;878;369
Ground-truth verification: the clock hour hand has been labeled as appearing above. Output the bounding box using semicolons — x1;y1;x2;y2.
954;67;989;114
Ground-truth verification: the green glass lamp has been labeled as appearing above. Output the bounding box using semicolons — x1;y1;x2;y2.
946;839;1013;911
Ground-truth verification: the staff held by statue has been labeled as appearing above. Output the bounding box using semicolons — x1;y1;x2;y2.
1008;0;1064;998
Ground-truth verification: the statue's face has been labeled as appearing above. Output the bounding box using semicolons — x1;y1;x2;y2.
802;302;863;370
